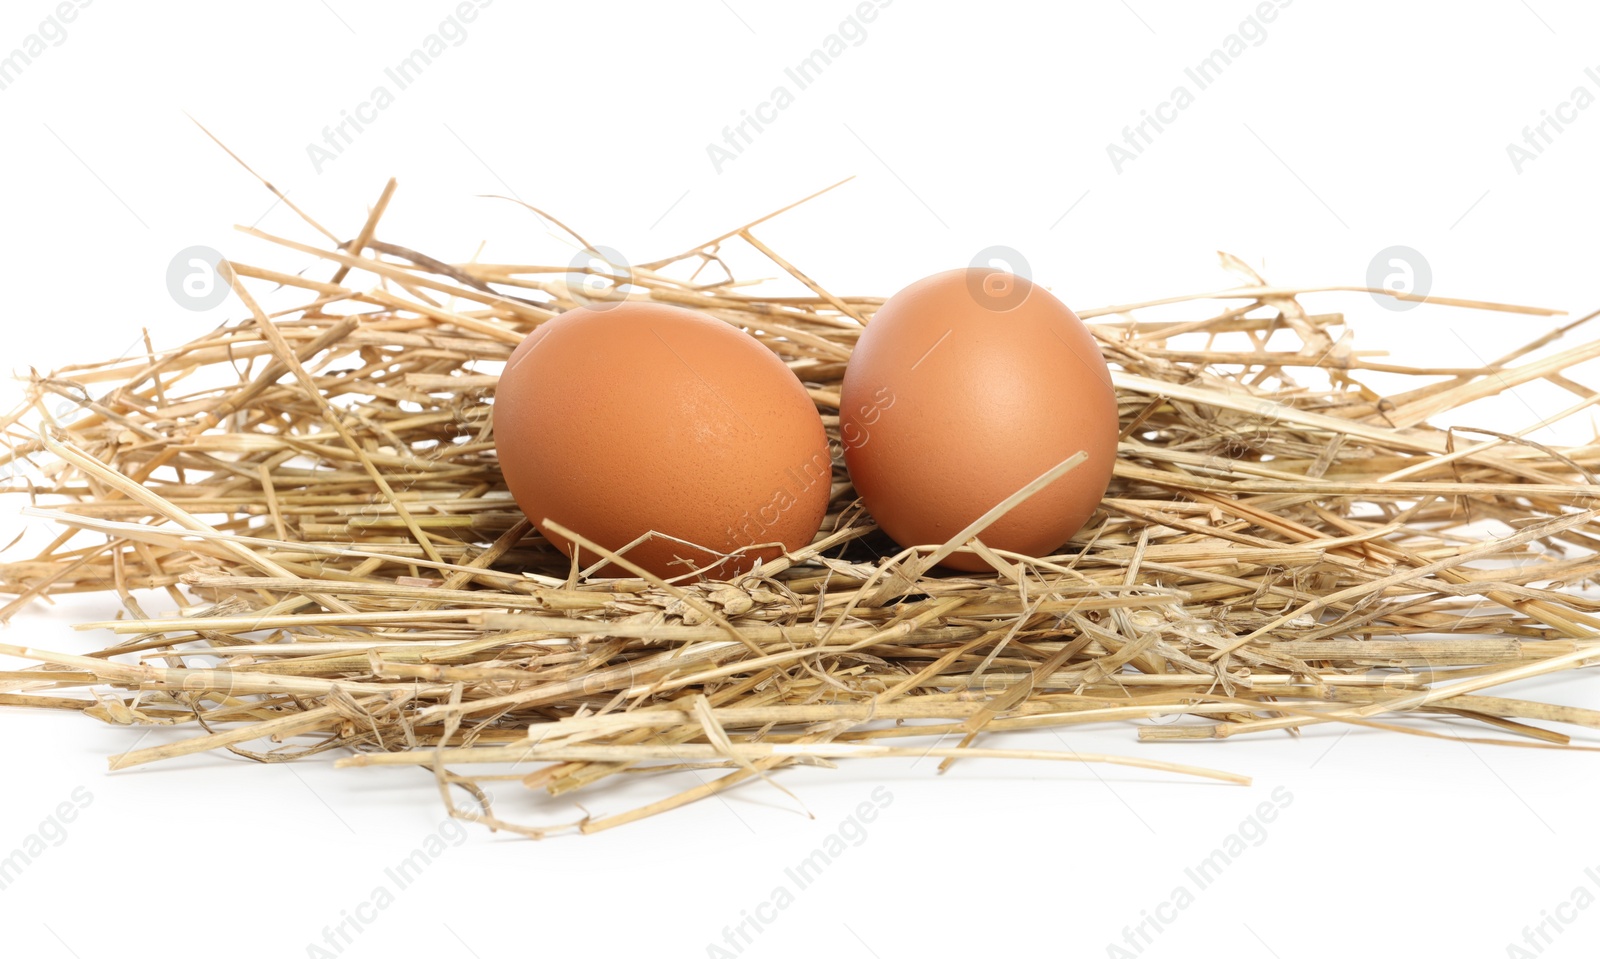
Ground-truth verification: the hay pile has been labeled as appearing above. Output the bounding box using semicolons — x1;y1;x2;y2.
4;175;1600;837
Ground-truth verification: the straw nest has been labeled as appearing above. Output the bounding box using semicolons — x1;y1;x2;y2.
5;174;1600;838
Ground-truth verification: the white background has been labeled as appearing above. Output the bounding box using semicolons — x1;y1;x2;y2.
3;2;1600;957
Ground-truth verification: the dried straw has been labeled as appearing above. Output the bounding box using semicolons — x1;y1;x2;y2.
4;170;1600;838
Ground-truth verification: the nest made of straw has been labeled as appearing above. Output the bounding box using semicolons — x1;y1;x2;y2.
4;175;1600;837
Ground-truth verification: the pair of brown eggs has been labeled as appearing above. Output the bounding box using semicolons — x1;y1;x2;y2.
493;268;1119;579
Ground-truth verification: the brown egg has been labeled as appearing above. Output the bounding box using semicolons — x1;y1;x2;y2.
839;268;1118;571
494;301;832;579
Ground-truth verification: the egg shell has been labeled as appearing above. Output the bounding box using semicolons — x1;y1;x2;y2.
839;268;1118;571
494;301;832;579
